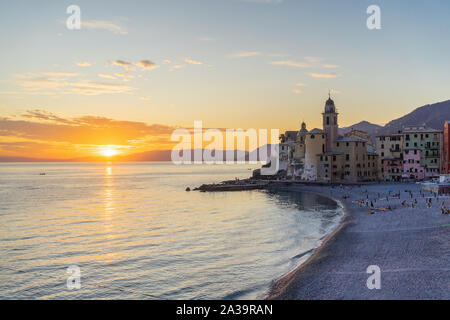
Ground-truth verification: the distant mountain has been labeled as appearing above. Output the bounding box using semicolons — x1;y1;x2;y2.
378;99;450;135
1;145;275;162
339;121;382;136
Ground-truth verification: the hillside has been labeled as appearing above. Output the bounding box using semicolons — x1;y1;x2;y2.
378;99;450;135
339;121;382;136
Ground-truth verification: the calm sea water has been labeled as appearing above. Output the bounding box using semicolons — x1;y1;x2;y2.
0;162;342;299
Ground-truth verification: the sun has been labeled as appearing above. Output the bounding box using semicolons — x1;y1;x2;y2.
98;147;119;157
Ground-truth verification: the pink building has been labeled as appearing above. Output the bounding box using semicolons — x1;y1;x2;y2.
403;149;425;180
383;158;403;181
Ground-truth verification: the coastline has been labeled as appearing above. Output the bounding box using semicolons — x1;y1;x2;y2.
265;183;450;300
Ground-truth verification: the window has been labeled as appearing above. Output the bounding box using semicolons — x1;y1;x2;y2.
326;117;329;125
336;142;340;147
381;144;384;149
333;156;336;161
406;142;409;147
346;142;349;147
346;154;350;161
381;152;384;157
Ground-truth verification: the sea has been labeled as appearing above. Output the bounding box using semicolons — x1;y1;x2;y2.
0;162;343;299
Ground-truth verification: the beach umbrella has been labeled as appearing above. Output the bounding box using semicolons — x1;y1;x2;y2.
387;190;394;193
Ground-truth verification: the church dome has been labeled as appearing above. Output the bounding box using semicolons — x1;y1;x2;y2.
297;121;308;137
324;95;335;113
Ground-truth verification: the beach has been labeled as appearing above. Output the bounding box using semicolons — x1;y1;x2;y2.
267;182;450;300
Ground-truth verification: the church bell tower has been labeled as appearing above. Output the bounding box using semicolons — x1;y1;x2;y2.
322;93;339;152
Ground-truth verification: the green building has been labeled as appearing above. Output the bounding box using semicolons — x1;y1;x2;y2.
402;126;442;178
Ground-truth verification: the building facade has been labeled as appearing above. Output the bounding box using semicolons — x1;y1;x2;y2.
277;95;380;183
402;126;441;178
441;121;450;174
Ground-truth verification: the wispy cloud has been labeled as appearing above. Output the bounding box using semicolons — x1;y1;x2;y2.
13;72;136;96
270;60;310;68
112;59;158;71
170;65;185;71
114;73;134;79
76;62;92;67
295;83;306;87
112;60;135;71
135;60;158;70
292;89;302;94
323;64;340;69
228;51;262;58
184;58;204;65
304;56;321;63
82;20;128;35
309;73;339;78
98;73;117;80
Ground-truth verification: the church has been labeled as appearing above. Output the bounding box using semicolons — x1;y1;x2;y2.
278;95;381;183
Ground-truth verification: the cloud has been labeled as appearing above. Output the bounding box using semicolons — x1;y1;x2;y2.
135;60;158;70
293;89;302;94
82;20;128;35
77;62;92;67
270;60;310;68
14;71;136;95
114;73;134;79
323;64;340;68
304;56;321;63
170;65;185;71
184;58;204;65
98;73;117;79
68;81;136;95
295;83;306;87
0;111;179;158
112;60;158;71
112;60;135;71
309;73;339;78
228;51;262;58
16;72;79;79
140;96;150;100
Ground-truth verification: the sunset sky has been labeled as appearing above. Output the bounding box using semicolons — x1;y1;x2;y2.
1;0;450;159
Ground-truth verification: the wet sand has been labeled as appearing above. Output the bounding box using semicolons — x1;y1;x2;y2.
267;183;450;300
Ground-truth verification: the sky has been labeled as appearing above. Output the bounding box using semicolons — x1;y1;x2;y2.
1;0;449;159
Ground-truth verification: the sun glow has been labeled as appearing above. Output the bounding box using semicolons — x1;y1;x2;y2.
98;147;119;157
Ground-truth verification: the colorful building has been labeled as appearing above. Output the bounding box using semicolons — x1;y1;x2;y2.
276;95;380;183
441;121;450;174
402;126;441;178
376;133;403;181
403;149;424;180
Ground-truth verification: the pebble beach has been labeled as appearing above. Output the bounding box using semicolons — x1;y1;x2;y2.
267;182;450;300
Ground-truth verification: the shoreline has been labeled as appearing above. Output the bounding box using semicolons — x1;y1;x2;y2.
265;183;450;300
265;187;351;299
